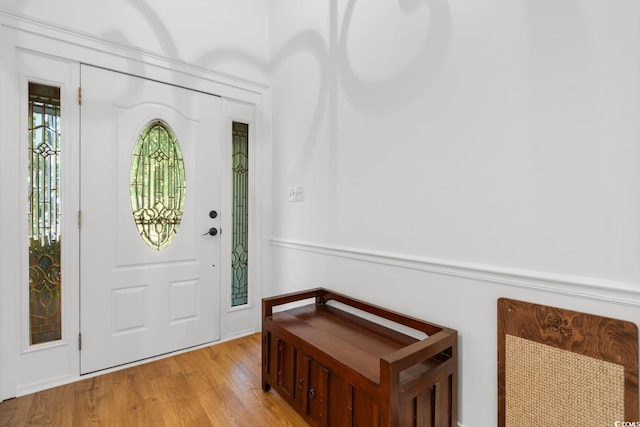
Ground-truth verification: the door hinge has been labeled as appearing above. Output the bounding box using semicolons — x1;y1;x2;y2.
78;86;82;105
78;333;82;351
77;210;82;229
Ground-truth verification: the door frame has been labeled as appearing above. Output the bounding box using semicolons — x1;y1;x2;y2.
0;13;271;399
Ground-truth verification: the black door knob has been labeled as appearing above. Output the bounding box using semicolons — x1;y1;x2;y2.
208;227;218;236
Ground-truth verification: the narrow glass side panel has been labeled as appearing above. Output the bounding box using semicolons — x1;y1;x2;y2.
28;82;62;345
231;122;249;307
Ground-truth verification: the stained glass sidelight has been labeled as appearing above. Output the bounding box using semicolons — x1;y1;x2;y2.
231;122;248;306
130;120;186;250
28;82;62;345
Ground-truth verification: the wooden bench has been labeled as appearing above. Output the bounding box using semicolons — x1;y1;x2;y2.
262;288;458;427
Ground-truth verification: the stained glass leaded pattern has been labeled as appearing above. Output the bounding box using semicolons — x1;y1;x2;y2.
28;82;62;345
231;122;248;307
130;120;186;250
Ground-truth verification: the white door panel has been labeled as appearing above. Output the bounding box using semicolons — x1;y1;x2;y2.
80;65;221;374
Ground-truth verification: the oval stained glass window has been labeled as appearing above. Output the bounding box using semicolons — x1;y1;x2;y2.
130;120;186;250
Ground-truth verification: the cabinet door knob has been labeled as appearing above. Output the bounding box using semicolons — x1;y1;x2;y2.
308;388;316;399
298;378;304;389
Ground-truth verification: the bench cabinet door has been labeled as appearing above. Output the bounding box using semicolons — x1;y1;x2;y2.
296;351;329;426
263;332;297;402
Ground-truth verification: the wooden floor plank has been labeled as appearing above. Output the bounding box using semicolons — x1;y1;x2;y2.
0;333;308;427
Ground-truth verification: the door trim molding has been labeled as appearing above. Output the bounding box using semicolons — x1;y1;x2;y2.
0;9;268;95
0;11;271;399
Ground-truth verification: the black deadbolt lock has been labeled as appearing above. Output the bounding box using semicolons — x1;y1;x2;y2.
209;210;218;219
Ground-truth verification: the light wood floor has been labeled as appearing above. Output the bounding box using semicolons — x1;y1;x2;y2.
0;333;309;426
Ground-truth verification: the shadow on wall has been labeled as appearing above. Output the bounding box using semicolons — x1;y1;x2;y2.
8;0;451;141
8;0;451;189
264;0;452;190
196;0;452;129
101;0;186;102
8;0;451;110
338;0;452;115
152;0;450;193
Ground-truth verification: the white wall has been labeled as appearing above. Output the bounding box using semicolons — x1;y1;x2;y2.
2;0;639;422
269;1;640;425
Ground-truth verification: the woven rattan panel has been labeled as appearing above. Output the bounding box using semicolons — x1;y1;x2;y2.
506;334;624;426
498;298;638;427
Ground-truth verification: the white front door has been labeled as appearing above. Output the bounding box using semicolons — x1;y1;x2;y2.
80;65;221;374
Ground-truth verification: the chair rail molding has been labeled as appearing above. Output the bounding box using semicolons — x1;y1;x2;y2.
271;238;640;308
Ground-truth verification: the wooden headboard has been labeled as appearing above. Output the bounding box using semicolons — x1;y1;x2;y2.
498;298;638;426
